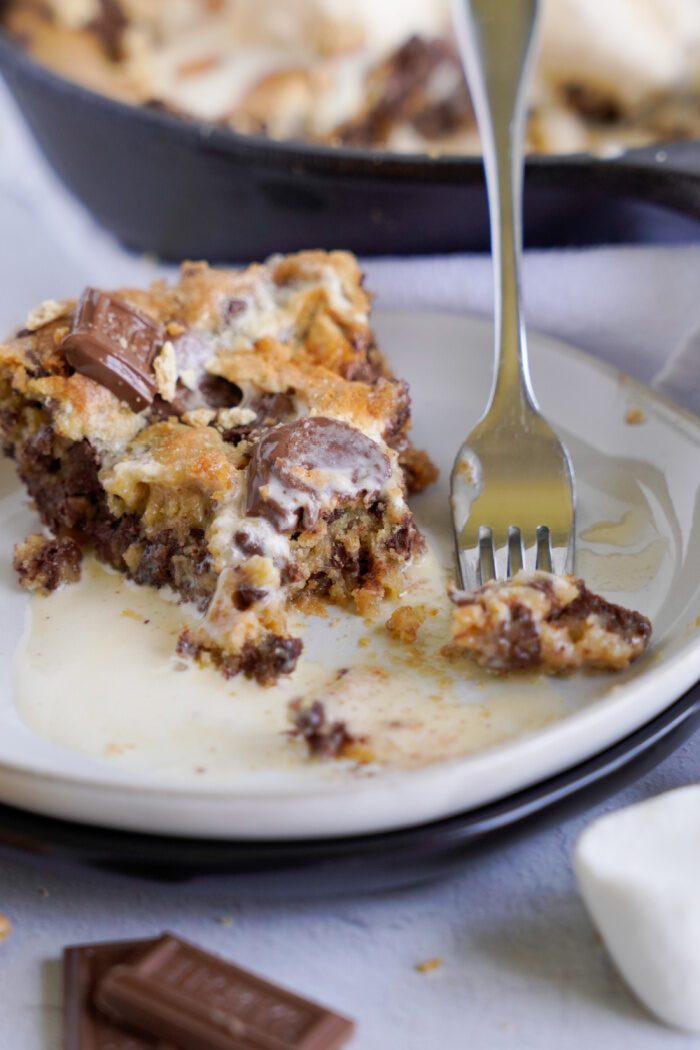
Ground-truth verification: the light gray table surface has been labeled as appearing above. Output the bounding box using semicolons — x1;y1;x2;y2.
2;748;700;1050
0;78;699;1049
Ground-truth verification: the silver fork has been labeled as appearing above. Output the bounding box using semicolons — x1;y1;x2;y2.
450;0;575;590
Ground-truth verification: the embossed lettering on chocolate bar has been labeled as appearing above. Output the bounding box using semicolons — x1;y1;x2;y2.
61;288;165;412
96;933;356;1050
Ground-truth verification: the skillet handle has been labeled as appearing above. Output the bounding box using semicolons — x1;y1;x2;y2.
535;139;700;224
613;140;700;219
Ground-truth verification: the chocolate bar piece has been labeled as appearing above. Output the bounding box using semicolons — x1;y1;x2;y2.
63;937;178;1049
61;288;165;411
95;933;355;1050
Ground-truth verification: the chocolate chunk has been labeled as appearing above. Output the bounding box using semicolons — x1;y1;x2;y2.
290;700;355;759
17;432;102;535
498;601;542;669
61;289;165;412
234;583;268;610
247;417;390;532
63;937;177;1049
95;932;355;1050
89;0;129;61
552;582;652;644
197;374;242;410
337;35;468;147
236;635;303;685
412;83;474;140
562;83;622;124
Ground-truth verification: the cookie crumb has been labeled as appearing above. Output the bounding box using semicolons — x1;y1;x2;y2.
13;534;82;594
37;887;50;898
0;914;12;942
217;916;234;927
386;605;429;644
153;340;178;402
415;957;442;974
625;407;646;425
25;299;66;331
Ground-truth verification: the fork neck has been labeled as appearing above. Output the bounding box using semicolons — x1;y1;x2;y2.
452;0;541;417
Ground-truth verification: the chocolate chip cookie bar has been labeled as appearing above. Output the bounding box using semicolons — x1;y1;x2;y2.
0;251;436;683
450;571;651;672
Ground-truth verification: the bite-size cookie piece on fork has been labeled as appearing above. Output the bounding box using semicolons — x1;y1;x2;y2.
450;571;651;672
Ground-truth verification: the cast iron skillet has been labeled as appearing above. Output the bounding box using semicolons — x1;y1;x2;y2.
1;28;700;260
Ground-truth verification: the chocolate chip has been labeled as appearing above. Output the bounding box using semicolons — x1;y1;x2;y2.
386;521;420;558
234;584;268;611
290;699;355;758
61;289;164;412
88;0;128;61
198;374;242;410
234;531;264;557
13;534;82;594
232;635;303;685
224;298;247;319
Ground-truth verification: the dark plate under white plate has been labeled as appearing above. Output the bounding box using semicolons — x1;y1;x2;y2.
0;679;697;896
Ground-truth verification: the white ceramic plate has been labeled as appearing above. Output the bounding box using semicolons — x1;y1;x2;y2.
0;311;698;839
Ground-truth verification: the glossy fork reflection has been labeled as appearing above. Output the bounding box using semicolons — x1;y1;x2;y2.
450;0;575;590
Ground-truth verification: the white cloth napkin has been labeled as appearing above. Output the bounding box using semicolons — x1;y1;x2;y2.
0;79;698;414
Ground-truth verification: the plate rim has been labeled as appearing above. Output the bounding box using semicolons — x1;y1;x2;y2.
0;312;698;837
0;676;698;874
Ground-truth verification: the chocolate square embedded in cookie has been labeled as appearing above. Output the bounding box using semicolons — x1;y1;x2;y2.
62;288;165;411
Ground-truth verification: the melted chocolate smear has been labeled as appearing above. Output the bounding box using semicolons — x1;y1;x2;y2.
337;35;467;147
246;417;390;533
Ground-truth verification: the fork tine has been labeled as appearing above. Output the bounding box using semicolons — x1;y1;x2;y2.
550;534;574;576
522;531;538;574
478;527;496;583
507;527;523;576
493;531;510;581
451;0;575;589
535;525;552;572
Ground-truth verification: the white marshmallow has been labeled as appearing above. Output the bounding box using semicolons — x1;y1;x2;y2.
574;785;700;1032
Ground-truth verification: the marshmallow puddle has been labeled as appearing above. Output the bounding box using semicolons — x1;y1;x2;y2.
14;545;571;782
575;786;700;1033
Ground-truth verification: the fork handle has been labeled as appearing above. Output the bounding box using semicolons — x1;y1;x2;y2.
452;0;541;415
